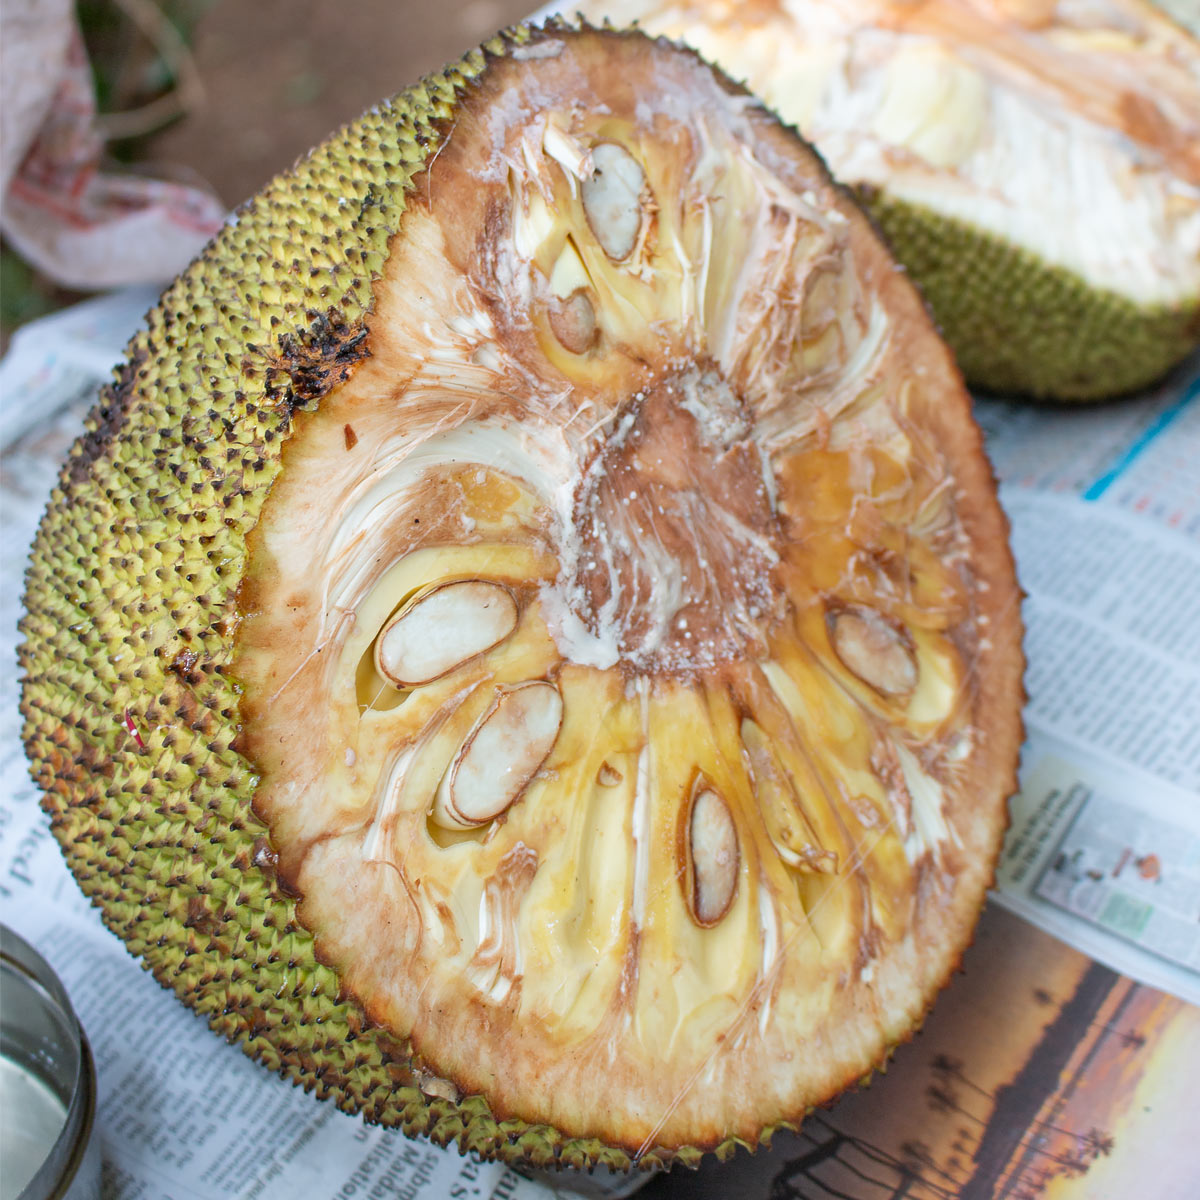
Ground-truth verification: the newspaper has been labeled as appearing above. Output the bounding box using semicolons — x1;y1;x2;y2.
628;901;1200;1200
1;292;1198;1199
973;370;1200;1006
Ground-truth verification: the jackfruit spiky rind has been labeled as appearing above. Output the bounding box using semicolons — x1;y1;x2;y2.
18;18;1016;1169
860;187;1200;402
14;21;726;1173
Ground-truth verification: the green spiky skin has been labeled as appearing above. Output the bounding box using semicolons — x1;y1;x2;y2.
860;187;1200;402
16;21;762;1173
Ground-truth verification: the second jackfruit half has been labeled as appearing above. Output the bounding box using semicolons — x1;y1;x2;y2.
572;0;1200;401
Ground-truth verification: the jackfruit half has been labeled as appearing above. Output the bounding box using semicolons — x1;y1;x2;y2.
20;25;1024;1167
572;0;1200;401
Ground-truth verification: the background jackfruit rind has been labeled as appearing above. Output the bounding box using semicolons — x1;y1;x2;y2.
17;21;729;1172
861;188;1200;402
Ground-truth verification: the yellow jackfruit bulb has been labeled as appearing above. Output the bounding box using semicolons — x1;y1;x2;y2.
20;24;1023;1167
574;0;1200;401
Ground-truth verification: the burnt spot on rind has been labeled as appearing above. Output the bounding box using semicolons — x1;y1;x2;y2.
185;893;220;935
250;836;279;874
67;348;148;485
263;308;371;417
169;647;201;683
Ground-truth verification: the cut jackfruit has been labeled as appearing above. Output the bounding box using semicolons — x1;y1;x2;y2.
573;0;1200;401
20;24;1023;1165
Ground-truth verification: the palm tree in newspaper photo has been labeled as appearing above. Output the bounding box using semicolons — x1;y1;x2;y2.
761;906;1197;1199
768;1112;956;1200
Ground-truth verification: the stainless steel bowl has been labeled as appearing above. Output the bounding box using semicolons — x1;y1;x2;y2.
0;925;101;1200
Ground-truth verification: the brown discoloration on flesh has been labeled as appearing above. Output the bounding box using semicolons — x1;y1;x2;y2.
433;898;463;957
597;761;622;786
566;366;780;672
548;290;598;355
1116;89;1175;158
858;0;1200;187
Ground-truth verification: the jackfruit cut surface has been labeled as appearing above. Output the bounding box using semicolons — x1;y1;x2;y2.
20;25;1023;1163
571;0;1200;400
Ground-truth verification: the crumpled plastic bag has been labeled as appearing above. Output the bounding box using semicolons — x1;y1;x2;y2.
1;0;225;289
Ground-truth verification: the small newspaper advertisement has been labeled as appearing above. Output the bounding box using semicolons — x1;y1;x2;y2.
973;376;1200;1006
2;291;1198;1200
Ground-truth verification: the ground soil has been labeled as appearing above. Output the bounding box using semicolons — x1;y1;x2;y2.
148;0;541;208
